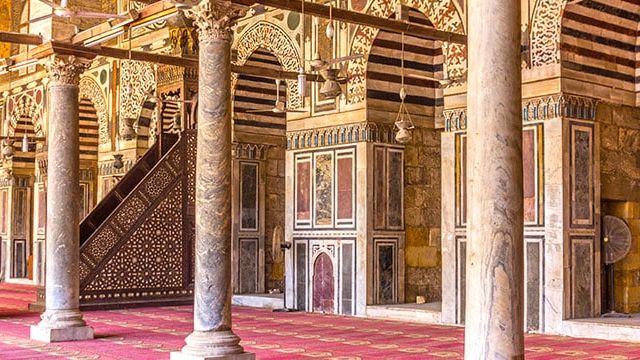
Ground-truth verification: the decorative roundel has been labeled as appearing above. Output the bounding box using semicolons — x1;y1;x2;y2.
287;12;300;31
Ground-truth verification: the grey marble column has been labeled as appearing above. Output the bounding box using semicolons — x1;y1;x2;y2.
464;0;524;359
30;55;94;343
172;1;253;359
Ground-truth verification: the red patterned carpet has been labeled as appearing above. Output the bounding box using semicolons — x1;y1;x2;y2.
1;284;640;359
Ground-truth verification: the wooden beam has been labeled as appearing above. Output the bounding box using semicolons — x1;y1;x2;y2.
12;41;323;82
0;31;43;46
232;0;466;44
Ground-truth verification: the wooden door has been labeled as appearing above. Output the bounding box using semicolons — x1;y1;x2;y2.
313;253;334;313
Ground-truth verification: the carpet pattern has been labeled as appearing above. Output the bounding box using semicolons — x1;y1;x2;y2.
1;284;640;359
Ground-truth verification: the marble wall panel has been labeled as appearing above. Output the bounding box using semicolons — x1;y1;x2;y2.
37;190;46;231
341;243;354;315
11;239;26;278
570;123;594;227
523;129;536;224
455;135;467;227
336;156;354;223
295;158;312;226
314;153;334;227
13;189;27;237
312;252;335;313
526;238;542;331
457;237;466;324
374;147;387;229
571;237;594;319
239;238;258;293
0;190;7;235
387;149;404;229
376;242;396;304
295;242;307;311
240;162;259;231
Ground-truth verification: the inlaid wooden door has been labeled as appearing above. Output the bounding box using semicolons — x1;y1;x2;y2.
312;253;334;313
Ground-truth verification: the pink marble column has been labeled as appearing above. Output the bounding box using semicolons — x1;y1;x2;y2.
464;0;524;358
172;1;253;359
30;55;94;343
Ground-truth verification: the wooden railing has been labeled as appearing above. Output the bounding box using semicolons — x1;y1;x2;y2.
78;131;196;308
79;134;179;245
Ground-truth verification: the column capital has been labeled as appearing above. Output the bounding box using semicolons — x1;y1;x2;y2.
185;0;246;42
44;55;91;87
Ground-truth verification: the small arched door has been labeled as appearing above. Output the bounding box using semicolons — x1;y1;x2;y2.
312;252;334;313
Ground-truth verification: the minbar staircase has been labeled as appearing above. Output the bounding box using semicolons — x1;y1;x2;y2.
35;131;197;310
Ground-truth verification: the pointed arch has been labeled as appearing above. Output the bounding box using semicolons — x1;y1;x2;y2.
79;77;109;146
233;21;302;108
347;0;466;104
530;0;566;67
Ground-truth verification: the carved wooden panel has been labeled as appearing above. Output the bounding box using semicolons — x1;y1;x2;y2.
313;252;335;313
79;131;196;305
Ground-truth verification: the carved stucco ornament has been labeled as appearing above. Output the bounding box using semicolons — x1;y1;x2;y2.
44;55;92;86
185;0;247;42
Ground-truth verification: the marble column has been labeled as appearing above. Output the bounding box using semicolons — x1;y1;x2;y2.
30;55;94;343
464;0;524;359
172;1;253;359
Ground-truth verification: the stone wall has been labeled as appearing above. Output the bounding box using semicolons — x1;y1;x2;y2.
404;126;442;303
265;145;286;292
599;102;640;313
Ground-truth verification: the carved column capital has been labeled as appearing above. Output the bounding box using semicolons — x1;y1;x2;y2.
44;55;92;87
185;0;246;42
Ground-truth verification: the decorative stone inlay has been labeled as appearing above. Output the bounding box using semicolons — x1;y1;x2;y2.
44;55;92;86
7;89;45;137
79;77;109;145
233;142;269;161
119;60;155;135
530;0;566;67
443;94;598;132
185;0;247;43
287;122;398;150
347;0;466;104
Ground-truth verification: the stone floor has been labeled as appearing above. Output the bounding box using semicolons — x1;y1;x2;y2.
2;284;640;359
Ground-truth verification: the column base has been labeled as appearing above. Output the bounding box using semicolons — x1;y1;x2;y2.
171;330;254;360
170;352;255;360
30;324;94;343
30;309;94;343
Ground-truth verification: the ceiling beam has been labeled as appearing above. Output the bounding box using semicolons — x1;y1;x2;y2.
10;41;323;82
0;32;43;46
232;0;466;44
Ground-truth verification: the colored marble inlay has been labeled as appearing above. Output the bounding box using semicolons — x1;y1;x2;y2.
523;129;536;223
296;161;311;221
336;157;353;220
314;154;333;226
240;163;258;230
312;252;334;313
